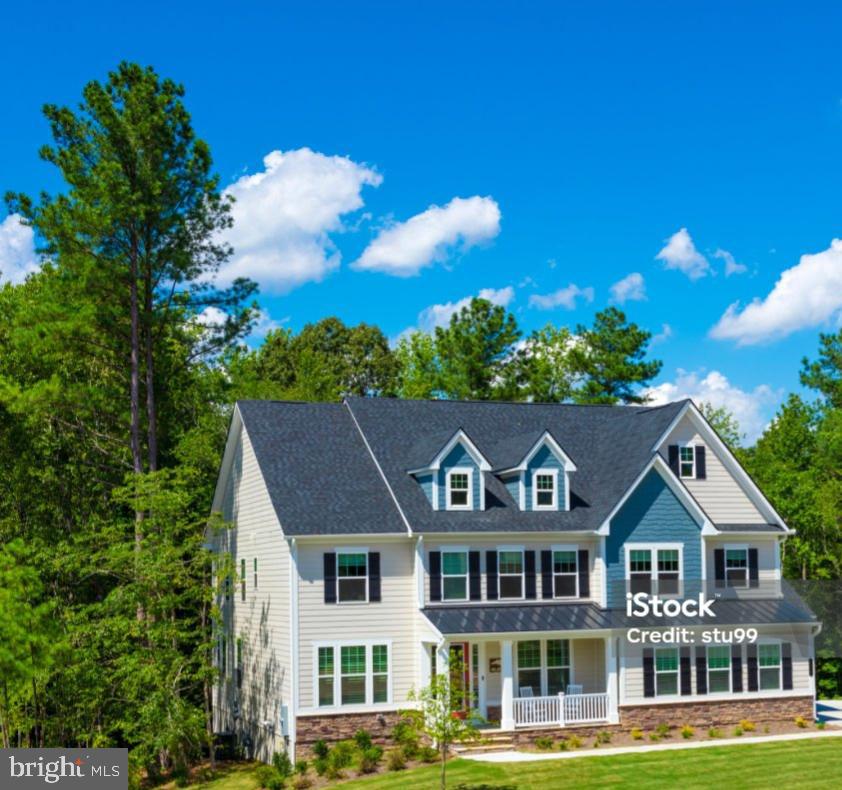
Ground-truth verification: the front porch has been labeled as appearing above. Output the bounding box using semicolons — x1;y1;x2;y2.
430;634;619;731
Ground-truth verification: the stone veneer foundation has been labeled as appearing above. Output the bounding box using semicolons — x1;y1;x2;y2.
295;710;405;758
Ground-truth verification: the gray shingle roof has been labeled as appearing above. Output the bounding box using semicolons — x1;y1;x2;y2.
423;603;614;635
345;396;688;534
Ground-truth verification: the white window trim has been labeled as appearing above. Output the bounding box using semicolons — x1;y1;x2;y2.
514;638;574;697
336;548;369;604
654;646;680;697
497;546;526;601
532;468;559;511
757;637;783;692
312;639;393;711
678;443;696;479
441;547;470;602
446;467;474;511
551;544;579;599
706;644;732;694
724;543;749;589
624;542;684;596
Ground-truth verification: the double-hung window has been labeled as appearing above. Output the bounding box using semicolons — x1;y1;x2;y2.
442;551;469;601
498;550;524;599
316;642;390;707
552;550;578;598
657;549;680;595
629;550;653;594
446;469;472;510
517;640;541;696
655;647;679;696
725;548;748;589
546;639;571;695
759;643;782;690
707;645;731;693
627;545;682;596
679;446;695;478
337;552;368;602
533;471;557;509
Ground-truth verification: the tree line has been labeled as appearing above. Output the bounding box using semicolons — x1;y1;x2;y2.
0;62;840;780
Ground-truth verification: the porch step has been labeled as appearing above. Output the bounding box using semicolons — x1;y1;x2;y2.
452;734;515;755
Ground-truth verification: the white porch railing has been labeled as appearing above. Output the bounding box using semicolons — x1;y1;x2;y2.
513;692;610;728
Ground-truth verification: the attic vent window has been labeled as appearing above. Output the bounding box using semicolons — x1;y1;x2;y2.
446;468;472;510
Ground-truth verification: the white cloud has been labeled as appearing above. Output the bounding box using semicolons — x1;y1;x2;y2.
416;286;514;333
353;196;501;276
217;148;382;293
714;248;747;276
710;239;842;345
644;369;780;444
194;306;228;328
651;323;673;345
529;283;594;310
655;227;711;280
610;272;646;304
0;214;39;284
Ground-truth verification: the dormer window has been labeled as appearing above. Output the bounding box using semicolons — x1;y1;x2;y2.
446;468;472;510
533;470;557;510
679;446;695;478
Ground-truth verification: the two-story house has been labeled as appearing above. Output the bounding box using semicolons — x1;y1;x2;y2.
209;397;819;760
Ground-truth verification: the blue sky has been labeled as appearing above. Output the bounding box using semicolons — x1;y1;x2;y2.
3;1;842;440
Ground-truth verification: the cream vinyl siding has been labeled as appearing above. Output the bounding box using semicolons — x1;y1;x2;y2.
622;626;812;703
659;419;765;523
572;638;606;693
705;537;780;598
214;423;291;759
296;540;416;711
423;536;601;606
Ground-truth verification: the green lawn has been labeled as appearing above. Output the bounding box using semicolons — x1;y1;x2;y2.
190;737;842;789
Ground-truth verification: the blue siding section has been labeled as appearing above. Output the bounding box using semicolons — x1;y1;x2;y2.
437;443;481;510
502;474;521;507
416;473;434;508
524;444;566;511
605;469;702;607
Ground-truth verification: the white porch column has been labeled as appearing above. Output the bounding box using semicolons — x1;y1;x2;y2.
436;641;449;678
500;639;515;730
477;641;487;717
605;636;620;724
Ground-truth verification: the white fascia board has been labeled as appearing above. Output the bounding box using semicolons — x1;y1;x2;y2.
408;428;492;474
496;430;578;475
651;400;791;533
597;454;713;536
210;405;243;517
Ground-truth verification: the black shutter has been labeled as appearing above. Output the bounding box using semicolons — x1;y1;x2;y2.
809;658;814;678
714;549;725;589
782;642;793;690
486;551;498;601
680;647;692;695
469;551;482;601
668;444;679;475
429;551;442;602
541;550;553;599
578;550;590;598
695;446;707;479
748;549;759;589
696;647;707;695
643;648;655;698
368;552;381;602
747;643;758;691
524;551;537;599
324;552;337;604
731;645;743;692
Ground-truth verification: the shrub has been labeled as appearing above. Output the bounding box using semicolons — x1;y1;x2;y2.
655;723;670;738
567;735;583;749
708;728;723;739
254;765;276;789
733;726;743;737
292;777;313;790
680;725;694;739
354;728;373;750
534;735;555;751
312;757;328;777
272;751;293;779
817;720;827;730
419;745;439;763
312;739;329;760
558;740;569;751
387;749;407;771
739;719;756;732
630;727;644;740
295;759;308;776
357;745;384;775
594;731;612;746
392;718;421;759
331;740;356;768
795;716;808;728
648;732;660;742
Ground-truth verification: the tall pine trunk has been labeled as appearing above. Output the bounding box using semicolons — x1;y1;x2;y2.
143;260;158;473
130;236;145;622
